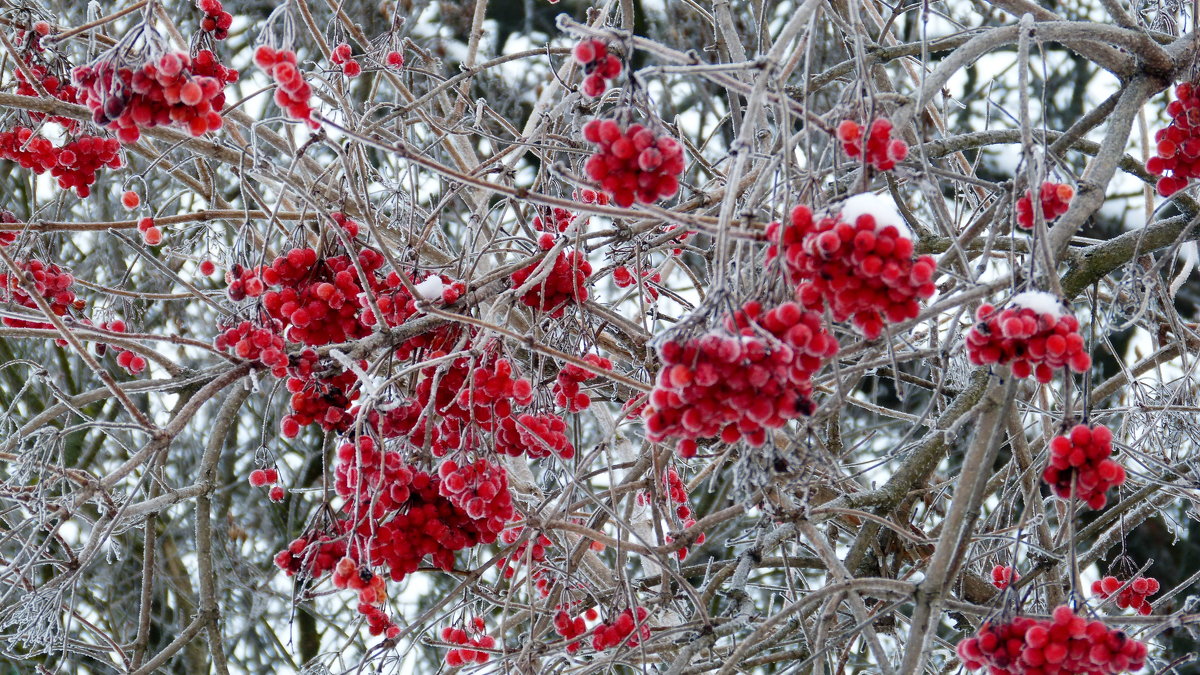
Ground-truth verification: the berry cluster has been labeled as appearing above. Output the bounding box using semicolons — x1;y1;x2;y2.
255;46;318;128
437;457;514;536
497;527;552;580
136;216;163;245
553;353;612;412
1016;182;1074;230
494;412;576;459
248;467;284;502
766;196;936;339
73;49;237;143
1092;575;1160;615
956;605;1147;674
991;565;1019;590
966;292;1092;383
0;210;18;246
331;43;362;77
0;259;76;332
0;128;123;198
644;300;838;452
836;118;908;171
441;621;495;667
583;119;685;207
510;249;592;317
282;368;358;436
94;319;148;375
592;607;650;650
14;59;80;130
553;610;589;653
533;207;574;232
215;320;288;376
197;0;233;40
273;532;347;579
613;265;662;300
331;557;396;637
573;39;621;97
1043;424;1126;510
1147;82;1200;197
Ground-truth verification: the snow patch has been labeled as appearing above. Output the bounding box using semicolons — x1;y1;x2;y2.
840;192;912;240
414;275;444;301
1010;290;1065;318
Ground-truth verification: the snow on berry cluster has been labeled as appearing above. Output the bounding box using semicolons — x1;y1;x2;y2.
553;353;612;412
441;619;496;667
836;118;908;171
573;39;622;97
966;291;1092;383
956;605;1147;674
0;127;122;197
766;194;936;339
1043;423;1126;510
331;43;362;77
494;412;576;459
73;49;237;143
248;466;284;502
591;607;651;650
510;247;592;317
0;259;77;332
1016;182;1074;230
583;119;685;207
991;564;1020;590
283;365;358;436
1092;575;1160;615
255;46;318;127
643;300;838;454
197;0;233;40
214;319;288;376
437;457;515;535
1147;82;1200;197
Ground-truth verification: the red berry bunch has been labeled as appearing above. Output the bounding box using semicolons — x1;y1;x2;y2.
416;355;534;433
1016;182;1074;229
0;259;76;332
644;300;838;452
331;43;362;77
196;0;233;40
0;128;123;198
0;210;18;246
613;265;662;300
553;610;588;653
573;39;622;97
1092;575;1160;615
510;248;592;317
1147;82;1200;197
282;368;359;436
252;247;379;346
766;197;936;339
494;412;576;459
254;46;318;128
274;532;347;579
991;564;1019;590
497;527;552;580
836;118;908;171
441;621;495;667
553;353;613;412
74;49;237;143
95;319;148;375
956;605;1147;674
248;467;284;501
215;320;288;376
136;216;163;245
583;119;685;207
437;458;515;535
533;207;574;232
331;557;398;637
592;607;650;651
14;60;80;130
1043;424;1126;510
966;292;1092;383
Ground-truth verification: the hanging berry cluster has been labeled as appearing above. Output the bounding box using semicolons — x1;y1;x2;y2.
331;43;361;77
553;353;613;412
0;259;77;332
510;247;593;317
214;319;288;376
0;127;122;197
966;291;1091;383
991;564;1019;590
1016;182;1074;230
1092;575;1160;615
553;610;589;653
591;607;651;650
73;49;238;143
613;265;661;300
573;39;621;97
197;0;233;40
441;621;495;667
1147;82;1200;197
92;318;148;375
583;119;685;207
1042;423;1126;510
956;605;1147;674
255;46;318;127
644;300;838;454
248;467;284;502
766;195;936;339
497;527;552;581
331;557;394;637
836;118;908;171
